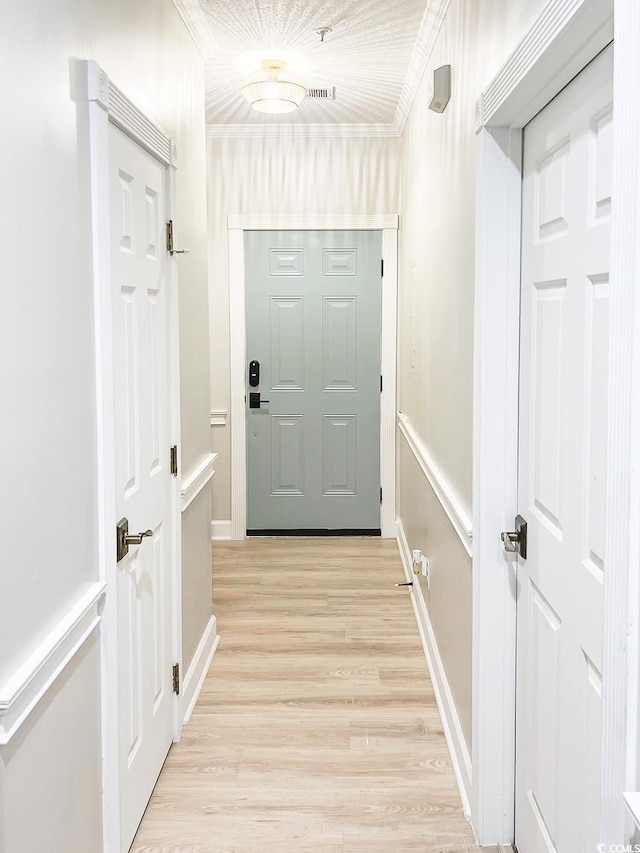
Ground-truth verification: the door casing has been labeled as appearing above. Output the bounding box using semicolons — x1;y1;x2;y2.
471;0;640;846
71;60;183;853
228;215;398;540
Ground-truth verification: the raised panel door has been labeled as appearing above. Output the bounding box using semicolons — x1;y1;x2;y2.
109;122;174;850
516;45;612;853
245;230;381;532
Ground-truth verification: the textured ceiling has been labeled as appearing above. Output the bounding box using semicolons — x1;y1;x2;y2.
172;0;450;134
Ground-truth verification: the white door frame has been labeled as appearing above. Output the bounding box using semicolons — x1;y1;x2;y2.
471;0;640;845
71;60;183;852
228;214;398;540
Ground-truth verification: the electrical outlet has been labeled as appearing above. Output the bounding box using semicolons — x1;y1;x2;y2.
412;549;431;589
421;555;431;589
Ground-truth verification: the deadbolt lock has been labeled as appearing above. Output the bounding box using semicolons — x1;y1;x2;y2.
501;514;528;559
116;517;153;562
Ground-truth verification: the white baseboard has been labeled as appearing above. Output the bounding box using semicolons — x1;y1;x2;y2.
396;519;473;817
211;519;232;540
180;615;219;725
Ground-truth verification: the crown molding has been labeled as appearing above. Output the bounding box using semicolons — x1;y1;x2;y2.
206;122;400;140
171;0;220;61
393;0;452;135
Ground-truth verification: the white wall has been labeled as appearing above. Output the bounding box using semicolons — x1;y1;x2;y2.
0;2;210;848
397;0;548;754
206;132;401;521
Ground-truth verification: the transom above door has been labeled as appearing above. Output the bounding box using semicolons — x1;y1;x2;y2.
244;230;382;534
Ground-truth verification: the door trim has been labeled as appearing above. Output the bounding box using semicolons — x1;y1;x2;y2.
71;60;183;853
472;0;625;845
228;215;398;539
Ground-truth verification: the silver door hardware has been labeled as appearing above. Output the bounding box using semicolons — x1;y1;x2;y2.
116;517;153;562
395;581;413;588
501;514;528;559
166;220;190;256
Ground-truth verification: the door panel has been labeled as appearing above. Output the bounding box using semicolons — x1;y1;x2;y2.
270;297;305;389
245;230;381;532
109;122;174;851
323;415;357;495
515;45;612;853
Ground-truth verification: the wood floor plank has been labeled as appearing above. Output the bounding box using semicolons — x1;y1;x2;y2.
131;538;479;852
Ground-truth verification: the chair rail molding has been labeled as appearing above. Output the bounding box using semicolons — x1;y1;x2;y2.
0;582;106;745
397;411;472;556
181;452;217;512
210;409;228;427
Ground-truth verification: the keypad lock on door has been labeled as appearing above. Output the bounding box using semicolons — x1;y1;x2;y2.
249;392;269;409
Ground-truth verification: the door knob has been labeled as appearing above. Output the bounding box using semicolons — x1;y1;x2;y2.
501;514;527;559
116;518;153;562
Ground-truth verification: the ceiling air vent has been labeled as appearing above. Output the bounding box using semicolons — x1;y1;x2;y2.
306;86;336;100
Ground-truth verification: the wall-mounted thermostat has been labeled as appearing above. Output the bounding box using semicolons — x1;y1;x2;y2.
429;64;451;113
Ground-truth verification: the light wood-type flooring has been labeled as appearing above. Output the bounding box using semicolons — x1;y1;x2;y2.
132;538;486;852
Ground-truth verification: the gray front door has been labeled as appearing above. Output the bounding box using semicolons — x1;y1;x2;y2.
245;230;382;533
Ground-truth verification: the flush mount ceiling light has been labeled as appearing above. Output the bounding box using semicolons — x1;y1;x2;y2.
241;59;307;114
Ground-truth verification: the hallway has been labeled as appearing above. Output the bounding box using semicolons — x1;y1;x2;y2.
131;539;480;852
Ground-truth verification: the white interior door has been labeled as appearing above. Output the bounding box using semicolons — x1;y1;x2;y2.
109;122;174;850
515;45;612;853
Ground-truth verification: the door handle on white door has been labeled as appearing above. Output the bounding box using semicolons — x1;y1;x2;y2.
116;518;153;562
125;529;153;545
501;514;528;559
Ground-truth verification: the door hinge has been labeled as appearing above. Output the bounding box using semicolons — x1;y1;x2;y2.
172;663;180;695
380;375;383;392
170;445;178;476
381;259;384;277
380;487;383;503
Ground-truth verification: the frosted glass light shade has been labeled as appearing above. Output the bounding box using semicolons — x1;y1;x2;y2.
241;60;306;114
